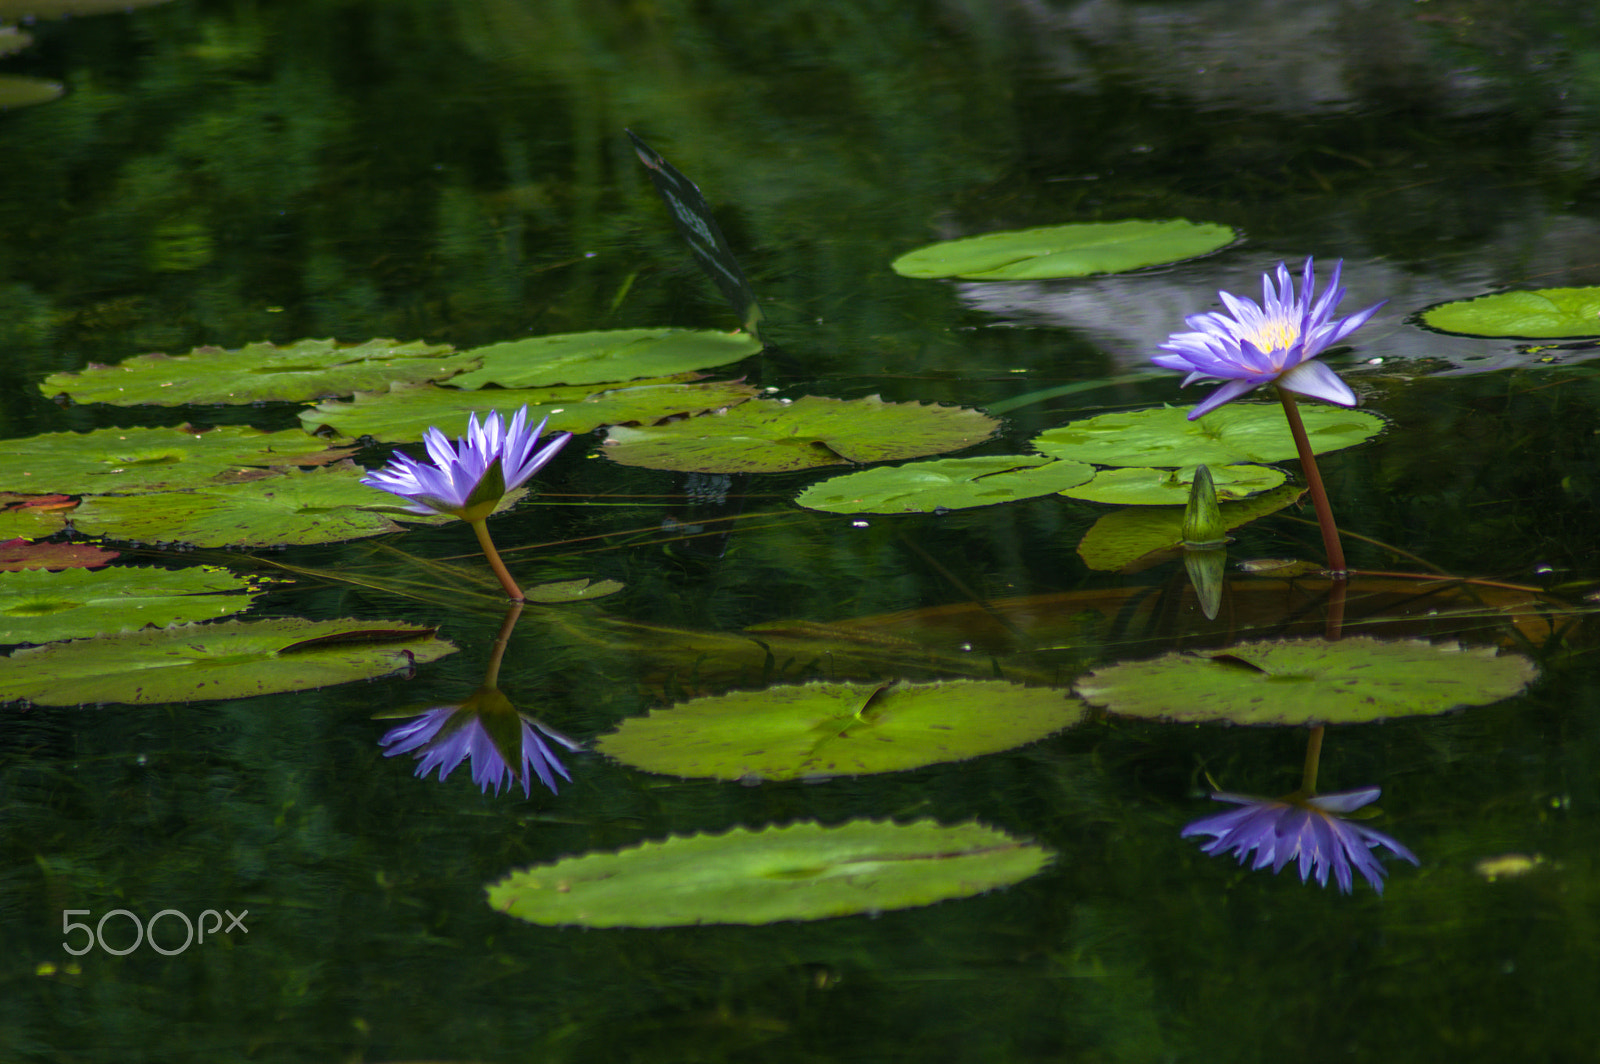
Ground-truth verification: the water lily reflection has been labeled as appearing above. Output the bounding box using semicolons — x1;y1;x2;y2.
1182;786;1418;894
380;688;581;797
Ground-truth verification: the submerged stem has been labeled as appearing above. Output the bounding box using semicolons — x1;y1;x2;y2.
470;518;525;601
1277;387;1347;577
1301;724;1325;795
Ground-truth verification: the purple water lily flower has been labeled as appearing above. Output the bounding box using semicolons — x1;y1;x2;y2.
380;689;582;797
361;405;571;521
1181;786;1419;895
1154;257;1384;420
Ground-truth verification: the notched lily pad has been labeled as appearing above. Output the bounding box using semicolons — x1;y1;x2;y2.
452;328;762;389
1417;288;1600;339
0;617;455;706
597;679;1084;780
486;819;1051;927
1059;464;1284;506
795;455;1094;514
524;578;625;603
603;395;999;474
1074;636;1538;725
891;219;1237;280
0;537;119;572
0;565;264;645
1034;404;1384;468
1077;484;1304;571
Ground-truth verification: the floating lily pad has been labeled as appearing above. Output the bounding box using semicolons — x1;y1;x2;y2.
891;220;1237;281
0;74;63;109
0;565;264;645
1074;636;1538;726
795;455;1094;514
40;339;476;406
524;578;625;603
1059;464;1285;506
487;819;1051;927
0;537;118;572
299;378;760;442
597;679;1083;780
2;425;357;495
1033;404;1384;468
451;328;761;389
0;617;456;706
603;396;998;474
1077;484;1304;571
1418;288;1600;339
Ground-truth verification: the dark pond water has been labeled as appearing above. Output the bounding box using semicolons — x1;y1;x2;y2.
4;1;1599;1060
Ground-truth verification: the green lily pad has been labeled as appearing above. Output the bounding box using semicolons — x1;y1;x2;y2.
40;339;476;406
1059;464;1285;506
795;455;1094;514
299;378;760;442
1074;636;1538;725
524;578;625;603
487;819;1051;927
0;565;264;645
66;462;526;547
0;617;456;706
1418;288;1600;339
2;425;357;495
891;220;1237;281
1033;404;1384;468
0;74;64;109
451;328;762;389
603;396;999;474
597;679;1084;781
1077;484;1304;571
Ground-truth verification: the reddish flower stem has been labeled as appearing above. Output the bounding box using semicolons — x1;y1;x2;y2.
470;518;525;601
1276;387;1347;577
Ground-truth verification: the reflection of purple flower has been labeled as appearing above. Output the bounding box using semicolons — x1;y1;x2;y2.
361;406;570;520
380;689;581;797
1153;258;1384;420
1181;787;1418;894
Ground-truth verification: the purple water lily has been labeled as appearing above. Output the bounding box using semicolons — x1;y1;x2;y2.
1154;257;1384;420
380;689;582;797
1181;786;1419;894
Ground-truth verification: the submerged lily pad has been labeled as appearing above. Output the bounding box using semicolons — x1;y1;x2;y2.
451;328;761;389
891;220;1236;280
597;679;1083;780
40;338;476;406
795;455;1094;514
1059;464;1285;506
603;396;998;474
1418;288;1600;339
0;565;263;645
1034;403;1384;468
1074;636;1538;725
0;617;455;706
1077;484;1304;571
487;819;1050;927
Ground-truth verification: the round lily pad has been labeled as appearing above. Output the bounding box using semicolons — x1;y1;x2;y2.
1076;484;1303;571
0;617;456;707
891;220;1237;281
1417;288;1600;339
1033;403;1384;468
795;455;1093;514
597;679;1084;780
602;395;999;474
1074;636;1538;725
1059;464;1284;506
452;328;761;389
486;819;1051;927
40;338;477;406
0;565;265;645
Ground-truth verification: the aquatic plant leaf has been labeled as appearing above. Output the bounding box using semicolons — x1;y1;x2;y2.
0;565;262;645
487;819;1050;927
2;425;357;495
1077;484;1304;571
0;617;455;706
299;378;760;442
0;537;118;572
451;328;761;388
523;578;625;603
1075;636;1538;725
1418;288;1600;339
597;679;1083;780
603;395;999;473
1059;464;1285;506
1033;403;1384;468
0;73;63;109
891;219;1236;280
39;339;476;406
795;455;1093;514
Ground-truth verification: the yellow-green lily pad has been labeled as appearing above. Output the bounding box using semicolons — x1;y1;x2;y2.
487;819;1051;927
1033;404;1384;468
1077;483;1304;571
891;219;1236;280
0;617;456;706
0;565;266;645
597;679;1084;781
1074;636;1538;725
1059;464;1285;506
0;74;63;109
1418;288;1600;339
452;328;761;389
795;455;1094;514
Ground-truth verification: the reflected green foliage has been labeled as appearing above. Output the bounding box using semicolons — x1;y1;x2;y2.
1077;483;1303;571
795;454;1094;514
0;564;263;644
1060;463;1285;506
1419;287;1600;338
891;219;1237;279
452;327;761;389
488;819;1051;927
1034;403;1386;468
